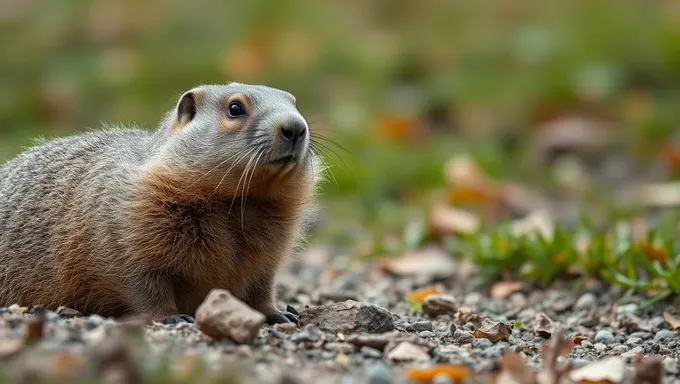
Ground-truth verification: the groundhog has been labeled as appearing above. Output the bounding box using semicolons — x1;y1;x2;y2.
0;83;322;325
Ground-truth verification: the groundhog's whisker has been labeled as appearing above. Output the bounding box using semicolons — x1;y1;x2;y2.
228;146;261;217
241;147;267;229
308;145;337;186
214;146;258;195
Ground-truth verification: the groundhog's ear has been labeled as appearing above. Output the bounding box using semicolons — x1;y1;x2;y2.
176;91;197;124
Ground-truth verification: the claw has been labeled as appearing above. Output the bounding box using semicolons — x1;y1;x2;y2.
283;311;299;324
266;312;290;325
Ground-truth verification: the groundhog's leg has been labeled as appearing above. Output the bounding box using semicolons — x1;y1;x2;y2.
243;271;298;325
125;273;193;324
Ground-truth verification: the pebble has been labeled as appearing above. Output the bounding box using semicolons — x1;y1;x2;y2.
360;346;383;359
611;345;629;355
655;329;676;340
593;343;607;353
418;331;435;339
422;294;458;317
474;338;493;350
622;346;644;360
650;316;666;330
594;330;615;344
580;340;593;349
449;323;457;334
626;337;643;346
413;321;434;333
615;304;638;314
455;331;474;344
574;293;597;310
366;360;394;384
298;300;394;334
629;331;653;340
86;314;104;329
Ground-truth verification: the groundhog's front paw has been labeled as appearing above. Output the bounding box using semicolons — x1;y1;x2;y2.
162;314;195;325
266;310;299;325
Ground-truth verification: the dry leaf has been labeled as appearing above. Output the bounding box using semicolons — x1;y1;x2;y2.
456;307;486;326
377;247;456;278
569;357;626;384
405;364;471;383
663;311;680;331
637;242;669;262
571;336;587;345
661;142;680;174
534;313;556;339
496;352;536;384
407;287;441;303
630;353;662;384
541;329;573;384
472;318;512;343
373;114;423;143
429;203;480;236
491;281;524;299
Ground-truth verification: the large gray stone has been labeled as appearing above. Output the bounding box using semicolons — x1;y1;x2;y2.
299;300;394;334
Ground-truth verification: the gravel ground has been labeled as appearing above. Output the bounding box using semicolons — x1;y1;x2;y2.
0;244;678;383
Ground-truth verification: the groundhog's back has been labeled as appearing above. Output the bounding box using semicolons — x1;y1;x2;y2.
0;129;152;313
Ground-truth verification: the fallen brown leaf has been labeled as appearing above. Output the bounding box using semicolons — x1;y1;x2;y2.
405;364;471;383
534;313;556;339
429;203;481;237
377;247;456;278
456;307;486;326
569;357;626;384
497;352;536;384
571;336;587;345
472;318;512;343
663;311;680;331
541;329;573;384
630;353;662;384
638;242;669;262
406;286;441;303
492;281;524;299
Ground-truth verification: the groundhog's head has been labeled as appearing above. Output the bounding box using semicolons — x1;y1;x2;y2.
156;82;321;198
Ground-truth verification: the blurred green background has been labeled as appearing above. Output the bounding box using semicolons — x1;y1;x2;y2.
1;0;680;217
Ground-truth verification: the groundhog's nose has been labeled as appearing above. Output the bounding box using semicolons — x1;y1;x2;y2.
280;120;306;146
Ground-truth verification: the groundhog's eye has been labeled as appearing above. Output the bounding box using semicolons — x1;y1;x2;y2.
227;101;246;118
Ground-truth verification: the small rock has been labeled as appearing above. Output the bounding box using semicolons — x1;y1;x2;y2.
325;342;355;354
455;331;474;344
195;289;266;344
626;337;643;346
534;313;555;338
630;331;653;340
298;300;394;334
56;306;83;319
574;293;597;310
413;321;434;333
594;343;607;353
422;294;458;317
8;304;28;314
360;346;383;359
419;331;435;339
650;316;666;330
473;338;493;350
386;341;430;362
366;360;394;384
595;330;615;345
449;323;457;334
274;323;298;333
611;345;629;355
581;340;593;349
622;346;644;360
616;304;638;314
86;315;104;330
578;317;598;327
663;357;679;375
655;329;676;340
292;326;322;343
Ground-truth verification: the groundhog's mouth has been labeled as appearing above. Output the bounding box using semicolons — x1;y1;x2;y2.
269;155;296;165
